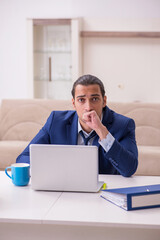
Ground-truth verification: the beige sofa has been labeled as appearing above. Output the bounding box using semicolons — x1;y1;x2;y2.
0;99;160;176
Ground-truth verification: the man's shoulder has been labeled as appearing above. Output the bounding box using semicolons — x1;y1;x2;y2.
50;110;77;120
113;109;132;122
104;106;135;126
103;106;135;135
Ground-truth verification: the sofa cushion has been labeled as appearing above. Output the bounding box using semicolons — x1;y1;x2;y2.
0;99;73;141
136;146;160;176
108;102;160;146
136;126;160;146
0;141;29;170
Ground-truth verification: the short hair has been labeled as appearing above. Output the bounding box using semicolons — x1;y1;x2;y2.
71;74;105;99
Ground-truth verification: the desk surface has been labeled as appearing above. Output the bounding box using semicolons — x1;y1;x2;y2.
45;174;160;229
0;171;61;224
0;171;160;229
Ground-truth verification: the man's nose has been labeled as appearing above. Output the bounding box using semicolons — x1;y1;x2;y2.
85;100;93;112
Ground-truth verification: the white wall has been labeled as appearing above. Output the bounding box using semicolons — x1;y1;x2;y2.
82;19;160;102
0;0;160;103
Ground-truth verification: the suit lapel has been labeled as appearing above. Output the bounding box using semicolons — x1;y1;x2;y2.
66;112;78;145
102;106;113;132
93;135;99;147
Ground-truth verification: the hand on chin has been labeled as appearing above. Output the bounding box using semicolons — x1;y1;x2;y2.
81;119;93;133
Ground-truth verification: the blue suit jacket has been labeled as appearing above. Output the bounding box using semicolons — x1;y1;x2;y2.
16;106;138;177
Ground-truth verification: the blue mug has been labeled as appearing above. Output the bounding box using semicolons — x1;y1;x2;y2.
5;163;30;186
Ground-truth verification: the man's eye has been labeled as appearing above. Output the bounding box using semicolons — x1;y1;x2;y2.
78;98;85;103
92;97;99;102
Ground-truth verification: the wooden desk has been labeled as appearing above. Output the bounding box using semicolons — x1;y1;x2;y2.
0;172;160;240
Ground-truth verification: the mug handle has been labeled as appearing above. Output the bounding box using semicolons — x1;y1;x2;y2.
5;167;12;179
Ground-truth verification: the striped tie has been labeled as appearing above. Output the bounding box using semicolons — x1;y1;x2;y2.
79;130;97;145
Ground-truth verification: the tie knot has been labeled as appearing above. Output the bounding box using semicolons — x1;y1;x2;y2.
80;130;96;145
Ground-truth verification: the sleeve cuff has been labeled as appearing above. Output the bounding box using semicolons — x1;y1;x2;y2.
99;132;115;152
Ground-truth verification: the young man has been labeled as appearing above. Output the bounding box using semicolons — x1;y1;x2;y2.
16;75;138;177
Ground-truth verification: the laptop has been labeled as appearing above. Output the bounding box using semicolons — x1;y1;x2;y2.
30;144;104;192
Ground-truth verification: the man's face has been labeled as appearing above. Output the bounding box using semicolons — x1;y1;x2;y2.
72;84;106;132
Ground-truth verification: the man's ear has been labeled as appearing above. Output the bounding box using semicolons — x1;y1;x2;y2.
72;98;76;109
103;96;107;107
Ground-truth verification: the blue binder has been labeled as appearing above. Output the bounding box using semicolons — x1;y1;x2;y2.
101;184;160;211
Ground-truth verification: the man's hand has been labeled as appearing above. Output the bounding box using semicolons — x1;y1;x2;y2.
82;111;109;140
